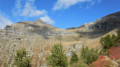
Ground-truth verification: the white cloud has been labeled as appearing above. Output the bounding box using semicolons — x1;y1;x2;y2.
21;2;47;17
0;13;13;29
53;0;100;10
12;0;54;24
40;15;54;24
13;0;47;17
12;0;22;16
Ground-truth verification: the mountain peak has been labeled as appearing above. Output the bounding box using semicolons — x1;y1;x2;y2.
33;19;45;23
33;18;54;28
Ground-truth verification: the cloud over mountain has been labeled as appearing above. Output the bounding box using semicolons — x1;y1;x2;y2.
12;0;54;24
40;15;54;24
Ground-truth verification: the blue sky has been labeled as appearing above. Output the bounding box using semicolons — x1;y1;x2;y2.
0;0;120;29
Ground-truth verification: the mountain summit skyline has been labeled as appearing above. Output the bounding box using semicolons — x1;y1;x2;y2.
0;0;120;29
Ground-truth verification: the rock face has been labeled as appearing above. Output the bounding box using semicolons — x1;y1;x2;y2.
67;11;120;38
0;11;120;67
4;19;71;36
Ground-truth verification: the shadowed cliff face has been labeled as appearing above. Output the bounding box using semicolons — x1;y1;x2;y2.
67;11;120;38
4;19;77;39
0;11;120;67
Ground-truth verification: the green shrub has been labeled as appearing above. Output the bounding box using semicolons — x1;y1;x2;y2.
99;48;109;56
46;43;68;67
78;62;88;67
71;62;88;67
100;30;120;49
70;52;79;64
71;58;88;67
80;47;99;65
100;35;114;49
13;49;31;67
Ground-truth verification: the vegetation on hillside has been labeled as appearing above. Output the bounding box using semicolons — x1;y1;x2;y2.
13;49;31;67
80;47;99;65
70;52;79;64
46;43;68;67
46;43;101;67
100;30;120;49
100;34;116;49
89;55;118;67
71;60;88;67
89;30;120;67
46;30;120;67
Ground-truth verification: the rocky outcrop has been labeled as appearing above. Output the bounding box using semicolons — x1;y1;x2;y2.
67;11;120;38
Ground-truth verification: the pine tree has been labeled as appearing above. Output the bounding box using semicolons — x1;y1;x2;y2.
13;49;31;67
70;52;79;64
100;35;113;49
81;47;99;64
46;43;68;67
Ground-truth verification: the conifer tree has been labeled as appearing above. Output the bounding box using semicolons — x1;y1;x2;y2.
70;52;79;64
81;47;99;64
46;43;68;67
13;49;31;67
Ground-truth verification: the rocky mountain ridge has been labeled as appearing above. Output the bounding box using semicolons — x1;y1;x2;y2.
67;11;120;38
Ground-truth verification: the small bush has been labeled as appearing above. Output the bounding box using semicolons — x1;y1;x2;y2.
71;59;88;67
99;48;109;56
